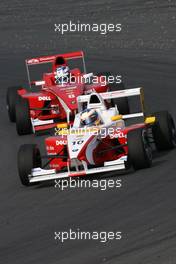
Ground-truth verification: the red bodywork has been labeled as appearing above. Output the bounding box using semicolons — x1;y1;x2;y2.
44;123;147;176
17;51;109;132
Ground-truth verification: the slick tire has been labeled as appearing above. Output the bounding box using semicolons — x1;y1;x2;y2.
6;86;21;122
16;97;32;135
127;128;152;170
18;144;41;186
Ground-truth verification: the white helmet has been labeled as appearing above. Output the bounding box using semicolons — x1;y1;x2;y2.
55;66;70;84
80;109;100;127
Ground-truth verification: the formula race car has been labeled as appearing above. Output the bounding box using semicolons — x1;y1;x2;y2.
17;88;176;186
6;51;128;135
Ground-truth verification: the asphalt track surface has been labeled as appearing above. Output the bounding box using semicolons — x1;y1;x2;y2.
1;0;176;263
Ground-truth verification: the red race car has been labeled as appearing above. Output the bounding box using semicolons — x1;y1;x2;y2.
17;88;176;186
6;51;128;135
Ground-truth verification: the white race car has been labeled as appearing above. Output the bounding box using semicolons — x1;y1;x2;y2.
18;88;176;186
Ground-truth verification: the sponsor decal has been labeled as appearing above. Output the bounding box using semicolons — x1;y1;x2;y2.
68;94;75;98
27;58;39;64
38;96;51;101
47;152;57;155
110;131;126;139
72;140;84;145
46;146;55;151
51;164;60;168
56;140;67;145
40;56;55;62
71;140;84;152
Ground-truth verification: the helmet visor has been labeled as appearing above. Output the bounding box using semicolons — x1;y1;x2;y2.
81;112;98;126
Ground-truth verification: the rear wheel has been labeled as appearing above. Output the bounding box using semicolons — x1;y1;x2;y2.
152;111;176;150
16;97;32;135
18;144;41;186
6;86;21;122
127;128;152;170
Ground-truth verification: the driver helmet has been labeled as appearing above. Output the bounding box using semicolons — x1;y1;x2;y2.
80;109;100;127
55;66;70;84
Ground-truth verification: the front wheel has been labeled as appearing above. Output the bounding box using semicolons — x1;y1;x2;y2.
18;144;41;186
16;97;32;135
127;128;152;170
6;86;21;122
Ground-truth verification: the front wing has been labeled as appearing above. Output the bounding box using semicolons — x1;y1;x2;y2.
29;156;127;183
31;118;57;133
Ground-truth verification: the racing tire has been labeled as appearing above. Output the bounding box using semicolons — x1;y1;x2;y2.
109;82;130;115
18;144;41;186
6;86;21;122
152;111;176;150
127;128;152;170
16;97;32;135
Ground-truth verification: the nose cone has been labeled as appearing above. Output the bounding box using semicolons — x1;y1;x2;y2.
67;133;93;159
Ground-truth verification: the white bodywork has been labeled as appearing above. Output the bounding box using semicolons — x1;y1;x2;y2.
29;87;144;183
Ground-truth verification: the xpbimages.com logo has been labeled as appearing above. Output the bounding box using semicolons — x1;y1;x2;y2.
55;73;122;87
54;21;122;35
54;178;122;191
54;229;122;243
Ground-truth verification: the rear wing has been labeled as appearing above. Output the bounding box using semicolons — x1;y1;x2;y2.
77;87;146;119
25;51;86;88
26;51;85;65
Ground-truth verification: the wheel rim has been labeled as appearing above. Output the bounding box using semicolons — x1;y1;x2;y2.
142;130;152;162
